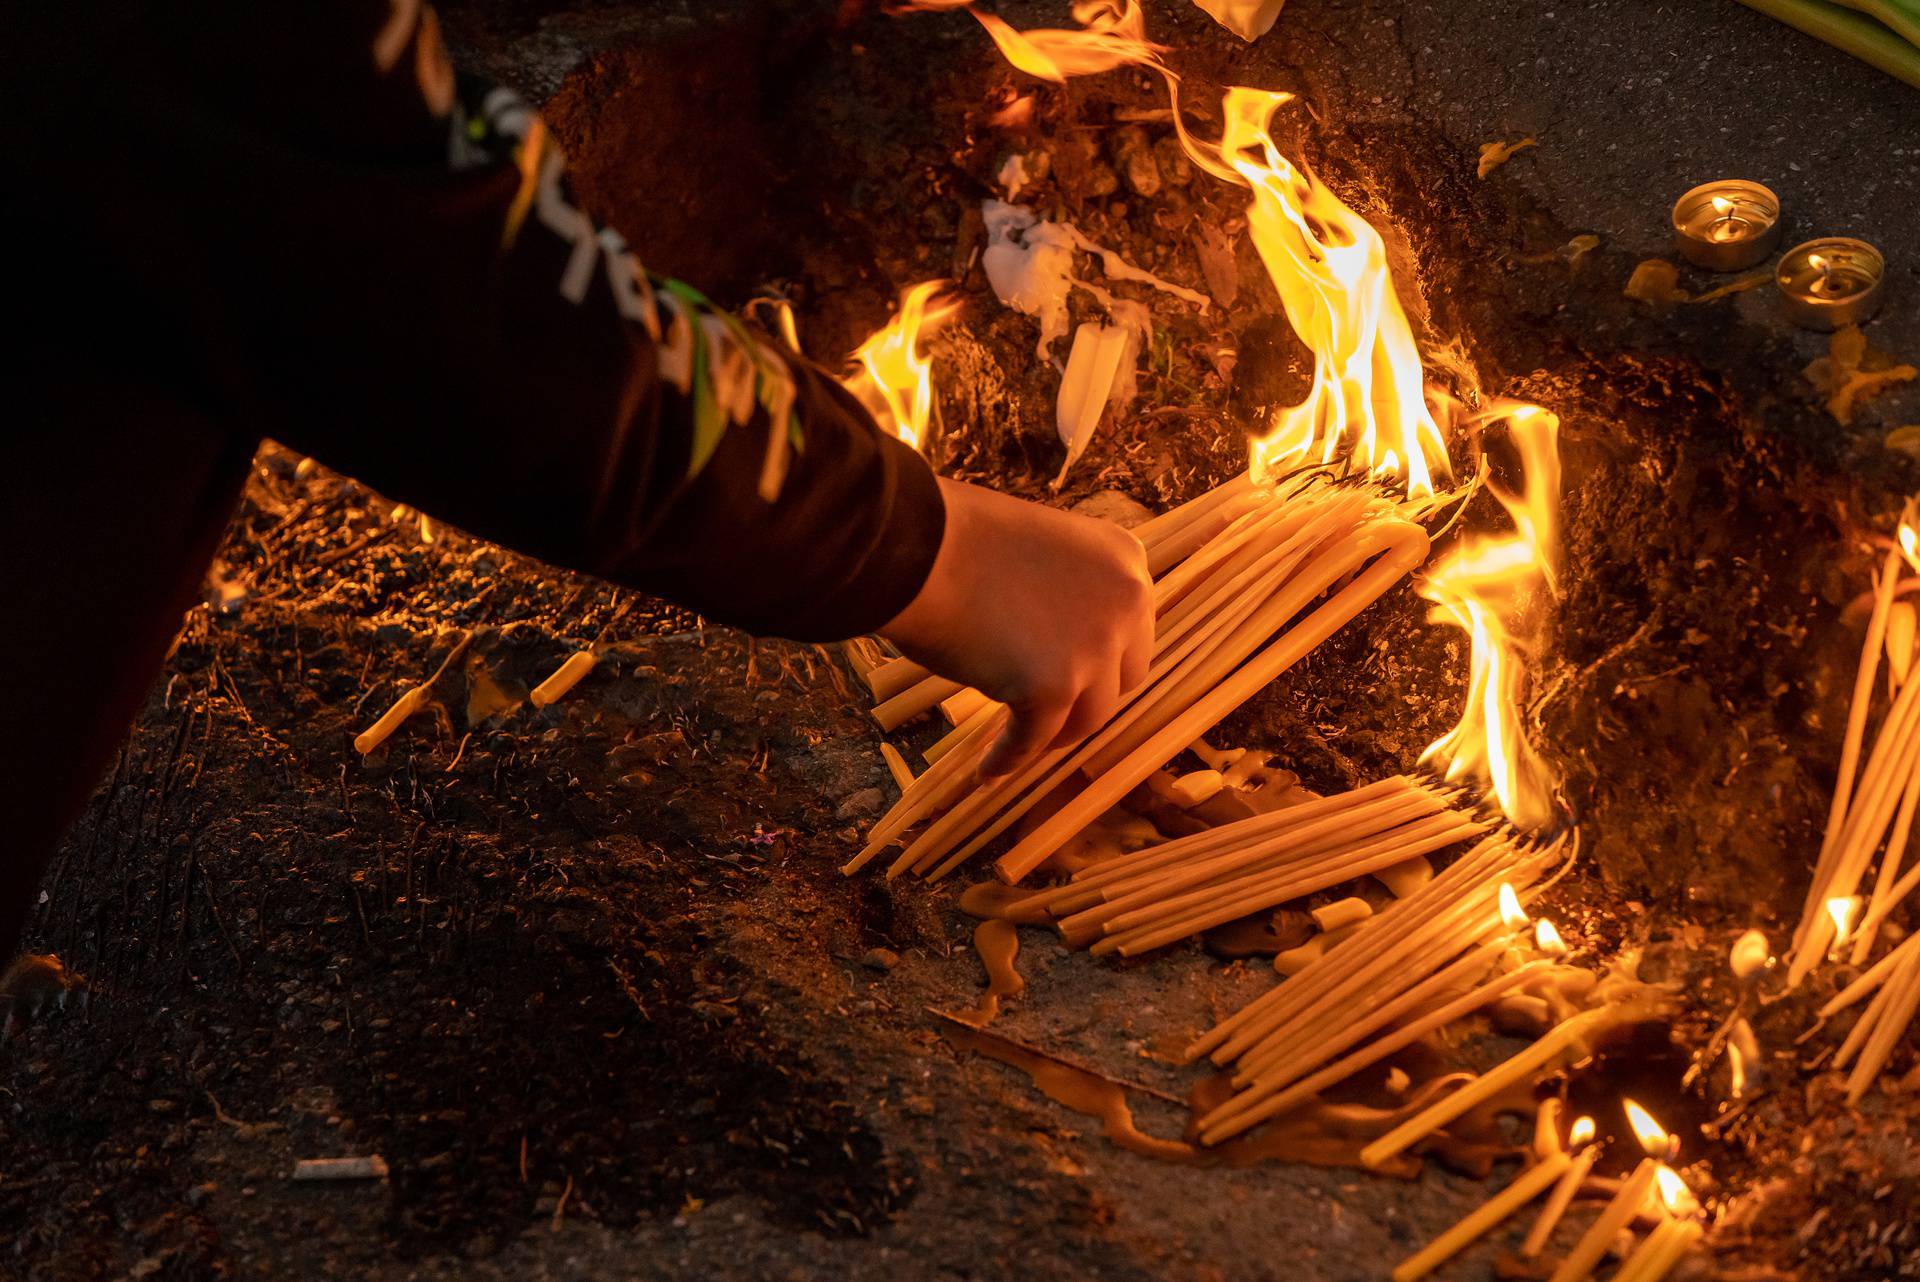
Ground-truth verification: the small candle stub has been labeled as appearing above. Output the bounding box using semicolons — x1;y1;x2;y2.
1672;179;1782;272
1776;237;1886;331
292;1155;389;1181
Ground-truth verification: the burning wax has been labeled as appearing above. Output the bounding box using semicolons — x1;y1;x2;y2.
1671;180;1782;271
1777;237;1886;331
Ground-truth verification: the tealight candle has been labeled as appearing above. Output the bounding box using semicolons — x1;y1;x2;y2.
1777;237;1886;331
1672;179;1782;271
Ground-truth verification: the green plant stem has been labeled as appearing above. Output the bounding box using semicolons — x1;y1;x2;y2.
1832;0;1920;49
1735;0;1920;89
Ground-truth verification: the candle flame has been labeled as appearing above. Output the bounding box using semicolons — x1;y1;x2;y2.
1569;1115;1596;1147
1416;404;1564;832
1653;1164;1699;1216
1498;882;1529;930
1534;917;1569;954
1210;88;1451;499
844;281;962;451
1809;252;1830;275
1727;1038;1748;1098
1902;524;1920;576
949;2;1571;840
1729;928;1771;980
1710;195;1733;218
1623;1098;1674;1158
1826;895;1862;952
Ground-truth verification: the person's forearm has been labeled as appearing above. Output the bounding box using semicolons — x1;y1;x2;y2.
32;2;947;641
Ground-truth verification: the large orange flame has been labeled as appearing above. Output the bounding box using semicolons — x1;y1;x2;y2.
1213;88;1451;498
1416;404;1561;832
968;1;1164;82
932;0;1568;833
844;281;961;452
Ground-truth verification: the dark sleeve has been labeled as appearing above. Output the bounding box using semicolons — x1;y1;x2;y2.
45;1;947;642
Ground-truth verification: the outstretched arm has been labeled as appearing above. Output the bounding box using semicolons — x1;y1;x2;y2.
30;0;1152;773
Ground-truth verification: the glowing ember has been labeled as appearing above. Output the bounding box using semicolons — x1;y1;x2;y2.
1568;1115;1596;1147
1498;882;1529;930
1624;1098;1677;1160
1535;917;1569;954
843;281;961;451
1208;88;1450;498
1416;405;1563;832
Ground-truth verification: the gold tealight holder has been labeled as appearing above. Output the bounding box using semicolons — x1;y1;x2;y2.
1776;237;1886;331
1671;179;1783;271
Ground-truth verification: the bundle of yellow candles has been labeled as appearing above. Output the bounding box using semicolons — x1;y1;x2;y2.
1391;1105;1600;1281
845;472;1432;885
1187;832;1590;1146
1009;774;1488;956
1788;497;1920;1100
1542;1102;1703;1282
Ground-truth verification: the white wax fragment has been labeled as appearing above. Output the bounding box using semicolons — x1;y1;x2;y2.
1054;322;1135;484
1103;299;1153;412
997;153;1030;201
1064;225;1211;309
981;200;1077;356
983;200;1203;359
1191;0;1286;41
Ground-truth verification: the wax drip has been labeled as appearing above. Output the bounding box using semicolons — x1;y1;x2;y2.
941;1018;1532;1176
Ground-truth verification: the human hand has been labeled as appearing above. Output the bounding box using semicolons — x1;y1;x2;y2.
880;478;1155;777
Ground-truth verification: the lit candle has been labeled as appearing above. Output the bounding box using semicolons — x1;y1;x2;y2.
1499;882;1529;930
1672;179;1782;271
1392;1152;1572;1282
1612;1216;1704;1282
1546;1158;1659;1282
1520;1118;1600;1257
1827;895;1863;962
1776;237;1886;331
1623;1097;1681;1163
1706;196;1748;243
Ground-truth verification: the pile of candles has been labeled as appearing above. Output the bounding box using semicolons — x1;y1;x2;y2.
846;472;1431;885
1669;178;1885;329
1791;502;1920;1099
1393;1096;1704;1282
